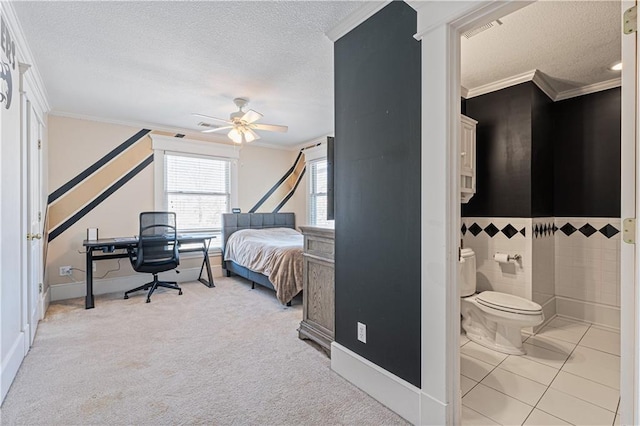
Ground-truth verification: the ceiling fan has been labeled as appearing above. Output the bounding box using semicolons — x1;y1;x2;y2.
193;98;288;144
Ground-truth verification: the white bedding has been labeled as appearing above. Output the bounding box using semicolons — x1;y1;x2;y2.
224;227;303;304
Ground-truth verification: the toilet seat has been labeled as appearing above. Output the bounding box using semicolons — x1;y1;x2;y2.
476;291;543;316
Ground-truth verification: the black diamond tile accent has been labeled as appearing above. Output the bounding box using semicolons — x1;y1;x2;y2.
560;223;577;236
468;223;482;236
501;224;518;239
519;227;526;237
484;223;499;237
461;223;467;236
552;224;558;234
579;223;597;237
533;224;540;238
599;224;620;238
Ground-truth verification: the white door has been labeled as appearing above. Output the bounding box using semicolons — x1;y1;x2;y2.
620;1;638;424
25;99;42;346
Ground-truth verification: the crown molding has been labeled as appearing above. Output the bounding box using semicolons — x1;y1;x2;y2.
326;1;391;42
460;86;469;98
555;77;621;101
49;110;302;151
464;70;536;99
463;70;622;102
2;2;51;114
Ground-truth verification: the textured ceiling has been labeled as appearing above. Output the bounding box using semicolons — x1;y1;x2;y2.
461;1;621;94
11;1;365;147
12;1;622;148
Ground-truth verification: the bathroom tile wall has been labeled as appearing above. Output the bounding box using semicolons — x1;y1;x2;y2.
462;217;532;300
554;217;621;328
462;216;621;329
532;217;556;327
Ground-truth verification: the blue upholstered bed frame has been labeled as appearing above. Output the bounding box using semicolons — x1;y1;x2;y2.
221;212;296;299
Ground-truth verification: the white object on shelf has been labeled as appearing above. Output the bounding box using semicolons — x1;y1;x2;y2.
460;114;477;203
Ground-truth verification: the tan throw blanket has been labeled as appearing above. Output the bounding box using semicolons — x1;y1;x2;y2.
224;228;303;304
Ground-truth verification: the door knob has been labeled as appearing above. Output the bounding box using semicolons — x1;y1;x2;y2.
33;234;42;240
26;233;32;241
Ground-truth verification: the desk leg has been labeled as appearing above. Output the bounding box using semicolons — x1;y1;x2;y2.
197;238;215;288
85;248;95;309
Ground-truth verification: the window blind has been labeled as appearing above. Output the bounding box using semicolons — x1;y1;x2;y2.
310;159;333;227
165;153;230;232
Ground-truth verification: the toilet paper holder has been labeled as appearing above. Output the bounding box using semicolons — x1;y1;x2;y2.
494;252;521;262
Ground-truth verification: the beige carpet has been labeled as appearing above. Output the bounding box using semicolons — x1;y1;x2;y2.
0;276;408;425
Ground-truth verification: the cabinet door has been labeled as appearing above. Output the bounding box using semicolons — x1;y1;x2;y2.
460;119;475;174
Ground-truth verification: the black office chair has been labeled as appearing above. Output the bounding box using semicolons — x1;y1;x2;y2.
124;212;182;303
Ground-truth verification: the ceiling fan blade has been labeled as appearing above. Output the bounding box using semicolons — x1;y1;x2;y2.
245;128;261;142
192;113;232;124
241;109;263;124
252;123;288;133
202;126;234;133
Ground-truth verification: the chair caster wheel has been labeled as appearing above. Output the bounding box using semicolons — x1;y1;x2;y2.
179;290;183;295
146;299;151;303
124;295;129;300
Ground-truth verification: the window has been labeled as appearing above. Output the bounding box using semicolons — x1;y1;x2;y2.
309;159;333;227
152;135;239;250
164;153;230;232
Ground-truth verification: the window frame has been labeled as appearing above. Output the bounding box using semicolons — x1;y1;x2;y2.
151;135;239;250
304;143;333;227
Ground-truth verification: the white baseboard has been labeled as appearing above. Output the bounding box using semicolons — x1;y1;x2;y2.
556;296;620;330
50;265;223;301
1;332;26;404
40;286;51;319
331;342;421;425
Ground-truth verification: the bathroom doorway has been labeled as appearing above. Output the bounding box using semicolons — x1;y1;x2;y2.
453;2;633;425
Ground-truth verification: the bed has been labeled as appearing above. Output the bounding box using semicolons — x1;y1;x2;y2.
221;212;303;305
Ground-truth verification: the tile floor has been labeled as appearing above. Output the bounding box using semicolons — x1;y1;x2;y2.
461;317;620;425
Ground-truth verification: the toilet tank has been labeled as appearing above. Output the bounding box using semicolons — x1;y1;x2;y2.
459;248;477;297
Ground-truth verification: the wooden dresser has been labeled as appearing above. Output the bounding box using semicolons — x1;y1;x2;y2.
298;226;335;355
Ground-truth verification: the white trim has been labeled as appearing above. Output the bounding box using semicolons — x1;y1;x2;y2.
49;110;300;152
460;86;469;98
465;70;536;99
1;332;26;403
325;1;391;42
330;342;421;425
40;285;50;320
302;144;326;163
150;134;240;160
620;1;638;423
531;70;557;101
50;265;224;301
555;77;622;101
2;2;50;113
464;70;622;102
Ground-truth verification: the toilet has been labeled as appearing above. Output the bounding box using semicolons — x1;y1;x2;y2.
460;248;544;355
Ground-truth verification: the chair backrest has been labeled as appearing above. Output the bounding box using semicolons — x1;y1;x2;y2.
134;212;179;271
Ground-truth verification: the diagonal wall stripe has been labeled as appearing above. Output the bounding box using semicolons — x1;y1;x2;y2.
48;129;150;204
260;155;306;212
249;151;304;213
48;155;154;242
48;136;153;230
273;167;306;213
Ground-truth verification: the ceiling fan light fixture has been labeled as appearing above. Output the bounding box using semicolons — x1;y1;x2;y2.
244;129;256;143
228;128;243;144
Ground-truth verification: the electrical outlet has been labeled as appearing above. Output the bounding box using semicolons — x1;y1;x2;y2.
357;322;367;343
59;266;72;276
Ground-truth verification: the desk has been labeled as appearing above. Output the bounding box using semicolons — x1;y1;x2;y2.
82;233;215;309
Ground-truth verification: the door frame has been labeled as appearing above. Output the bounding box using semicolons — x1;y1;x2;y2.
410;0;636;424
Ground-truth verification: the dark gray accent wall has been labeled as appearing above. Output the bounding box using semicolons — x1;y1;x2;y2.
463;83;620;218
463;83;534;217
553;88;621;217
334;1;421;388
531;86;554;217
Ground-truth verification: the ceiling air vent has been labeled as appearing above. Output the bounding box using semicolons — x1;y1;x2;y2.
463;19;503;39
198;121;215;128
